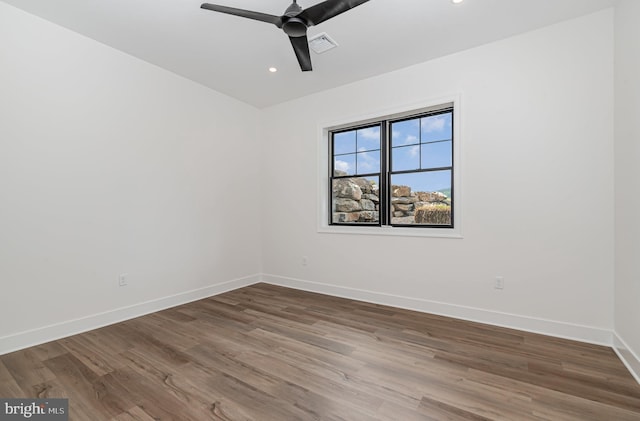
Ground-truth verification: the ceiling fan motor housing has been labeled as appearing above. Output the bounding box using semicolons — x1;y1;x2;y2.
283;17;308;37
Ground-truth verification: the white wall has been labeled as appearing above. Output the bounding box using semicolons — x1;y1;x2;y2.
261;10;615;343
0;2;262;352
614;0;640;380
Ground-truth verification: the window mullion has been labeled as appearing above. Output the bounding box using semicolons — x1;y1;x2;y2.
381;121;390;226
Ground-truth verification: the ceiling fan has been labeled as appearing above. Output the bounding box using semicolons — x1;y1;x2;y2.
200;0;370;71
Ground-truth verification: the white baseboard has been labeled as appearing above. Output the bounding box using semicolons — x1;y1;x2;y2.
0;274;261;356
613;332;640;384
262;274;613;346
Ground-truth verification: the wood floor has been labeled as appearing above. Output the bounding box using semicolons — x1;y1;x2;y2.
1;284;639;420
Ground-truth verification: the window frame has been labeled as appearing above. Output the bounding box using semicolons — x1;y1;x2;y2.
329;122;386;227
318;96;462;239
387;107;454;228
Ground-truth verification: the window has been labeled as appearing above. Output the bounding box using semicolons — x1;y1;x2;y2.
329;105;454;228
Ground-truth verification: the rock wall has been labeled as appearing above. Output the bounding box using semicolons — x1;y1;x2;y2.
332;177;451;225
332;177;380;223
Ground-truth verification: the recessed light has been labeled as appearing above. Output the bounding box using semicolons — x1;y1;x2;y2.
452;0;464;3
268;67;278;73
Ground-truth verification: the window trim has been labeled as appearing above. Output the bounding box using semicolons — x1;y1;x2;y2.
317;95;463;239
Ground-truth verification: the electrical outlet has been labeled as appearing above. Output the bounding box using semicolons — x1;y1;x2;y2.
118;274;128;287
494;276;504;290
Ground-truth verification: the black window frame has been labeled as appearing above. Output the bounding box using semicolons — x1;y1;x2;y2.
329;106;454;229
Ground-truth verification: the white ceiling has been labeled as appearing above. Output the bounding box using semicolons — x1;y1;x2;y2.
2;0;616;108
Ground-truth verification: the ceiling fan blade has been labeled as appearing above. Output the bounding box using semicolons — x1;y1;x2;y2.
299;0;369;26
201;3;283;27
289;35;312;71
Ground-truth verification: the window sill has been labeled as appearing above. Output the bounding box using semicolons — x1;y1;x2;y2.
317;224;463;239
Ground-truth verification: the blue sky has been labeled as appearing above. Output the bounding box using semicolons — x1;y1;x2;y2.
333;112;452;195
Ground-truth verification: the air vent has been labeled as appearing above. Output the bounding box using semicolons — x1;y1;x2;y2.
308;32;338;54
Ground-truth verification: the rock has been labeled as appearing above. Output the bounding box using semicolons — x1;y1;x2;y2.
391;216;415;225
334;198;361;212
333;212;360;223
394;203;414;212
358;211;379;221
361;199;376;211
363;193;379;203
352;178;371;193
392;196;417;204
392;185;412;197
417;191;447;202
333;179;362;200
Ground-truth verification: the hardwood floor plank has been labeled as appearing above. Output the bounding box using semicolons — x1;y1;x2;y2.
249;327;368;376
251;320;356;356
111;323;192;368
162;362;270;421
418;395;496;421
58;336;125;377
1;283;639;420
236;349;382;418
0;359;25;397
43;352;133;421
80;325;135;356
377;400;435;421
28;341;68;362
30;378;70;401
1;349;57;391
184;346;298;400
106;366;215;421
109;406;157;421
